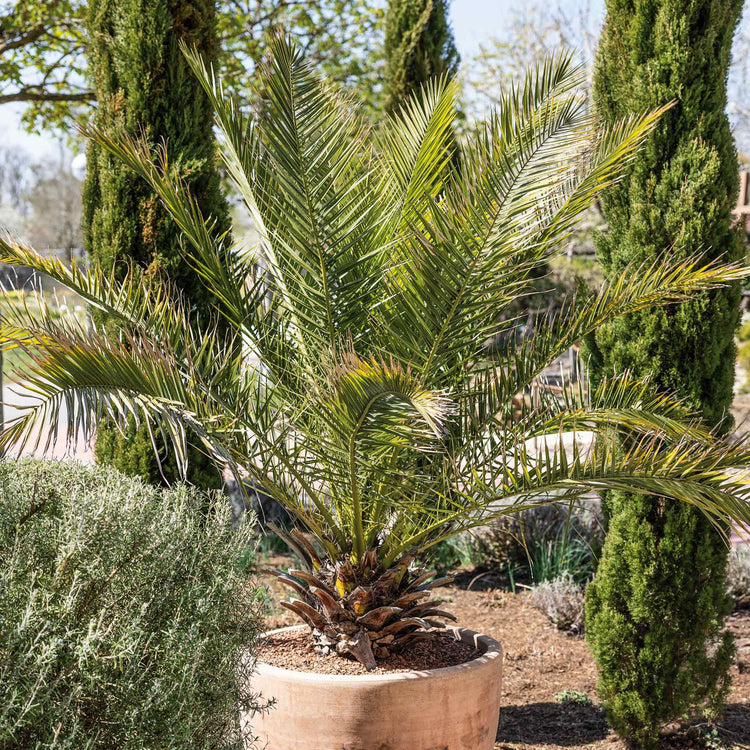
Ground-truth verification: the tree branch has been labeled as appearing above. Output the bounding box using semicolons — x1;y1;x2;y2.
0;89;95;104
0;23;49;55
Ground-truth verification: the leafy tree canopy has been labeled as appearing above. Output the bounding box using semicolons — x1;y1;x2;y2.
0;0;90;132
0;0;385;133
384;0;459;114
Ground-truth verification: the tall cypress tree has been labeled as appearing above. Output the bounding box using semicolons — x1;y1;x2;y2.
584;1;743;745
383;0;460;114
84;0;229;489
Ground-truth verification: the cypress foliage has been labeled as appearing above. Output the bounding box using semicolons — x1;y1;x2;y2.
383;0;460;114
584;1;743;745
83;0;229;489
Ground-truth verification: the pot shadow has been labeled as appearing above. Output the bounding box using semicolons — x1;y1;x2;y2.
495;702;609;746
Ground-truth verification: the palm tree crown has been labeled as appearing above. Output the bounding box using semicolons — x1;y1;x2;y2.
2;36;749;668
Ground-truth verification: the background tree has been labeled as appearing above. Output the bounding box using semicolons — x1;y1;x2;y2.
218;0;385;113
0;0;385;133
584;1;744;745
383;0;459;115
27;151;83;263
83;0;230;489
0;145;32;219
463;2;599;118
0;0;90;132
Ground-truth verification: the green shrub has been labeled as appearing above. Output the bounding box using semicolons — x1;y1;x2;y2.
727;546;750;607
585;0;742;743
528;529;597;584
427;532;483;574
554;690;593;706
0;460;264;750
531;574;587;633
476;502;603;585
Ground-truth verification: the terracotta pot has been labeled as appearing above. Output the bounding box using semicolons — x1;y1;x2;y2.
246;625;503;750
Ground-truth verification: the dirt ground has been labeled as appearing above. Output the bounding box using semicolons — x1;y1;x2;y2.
260;557;750;750
445;581;750;750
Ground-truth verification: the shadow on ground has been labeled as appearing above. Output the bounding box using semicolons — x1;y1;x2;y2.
496;702;750;748
496;702;610;746
451;567;532;592
718;703;750;746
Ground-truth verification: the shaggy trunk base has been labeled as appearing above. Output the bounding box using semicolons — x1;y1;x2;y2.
263;531;455;670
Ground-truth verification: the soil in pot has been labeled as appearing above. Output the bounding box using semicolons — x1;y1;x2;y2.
258;628;481;675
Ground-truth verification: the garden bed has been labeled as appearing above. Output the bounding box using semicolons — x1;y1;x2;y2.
262;556;750;749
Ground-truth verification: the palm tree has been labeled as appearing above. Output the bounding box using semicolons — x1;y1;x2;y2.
1;36;749;670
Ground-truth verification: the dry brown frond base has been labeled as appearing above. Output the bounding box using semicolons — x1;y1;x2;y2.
260;556;750;750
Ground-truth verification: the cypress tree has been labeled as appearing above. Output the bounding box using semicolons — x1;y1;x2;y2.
384;0;460;114
584;1;743;745
83;0;229;489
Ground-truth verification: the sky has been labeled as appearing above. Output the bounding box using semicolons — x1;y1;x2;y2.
451;0;604;54
452;0;517;52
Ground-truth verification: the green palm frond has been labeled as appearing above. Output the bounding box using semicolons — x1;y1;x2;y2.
487;255;746;410
385;430;750;563
2;35;749;668
380;75;667;385
545;372;709;441
320;350;452;557
326;351;450;448
74;132;260;332
379;74;459;231
0;234;199;348
486;431;750;530
1;327;204;470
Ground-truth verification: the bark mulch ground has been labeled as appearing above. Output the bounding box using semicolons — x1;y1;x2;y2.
443;583;750;750
259;627;479;675
260;557;750;749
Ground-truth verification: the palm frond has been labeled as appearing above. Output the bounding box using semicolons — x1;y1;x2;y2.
318;350;452;556
0;234;197;349
0;322;217;474
379;57;665;385
384;430;750;563
487;255;746;412
2;36;749;670
379;75;459;231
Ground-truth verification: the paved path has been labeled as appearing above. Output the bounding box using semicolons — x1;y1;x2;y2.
732;526;750;547
1;381;94;461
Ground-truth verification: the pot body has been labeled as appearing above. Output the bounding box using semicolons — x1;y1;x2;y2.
246;626;503;750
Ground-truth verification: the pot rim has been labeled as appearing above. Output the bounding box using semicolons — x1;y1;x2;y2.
254;624;502;685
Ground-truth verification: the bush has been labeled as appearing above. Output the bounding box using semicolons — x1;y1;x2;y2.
554;690;593;706
531;573;587;633
727;546;750;608
0;460;264;750
528;529;598;585
476;501;603;584
426;532;483;574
